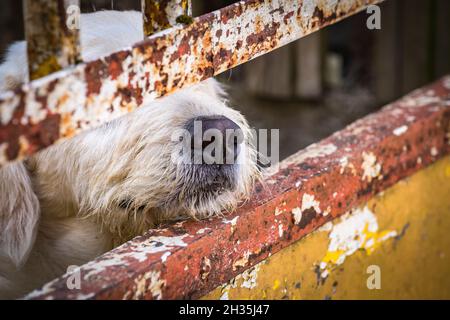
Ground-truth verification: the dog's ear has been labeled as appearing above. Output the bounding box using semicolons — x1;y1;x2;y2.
0;162;40;267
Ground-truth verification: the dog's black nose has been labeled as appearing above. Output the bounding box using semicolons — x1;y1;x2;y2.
185;115;243;164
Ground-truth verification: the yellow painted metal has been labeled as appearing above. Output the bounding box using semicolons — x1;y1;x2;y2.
202;155;450;300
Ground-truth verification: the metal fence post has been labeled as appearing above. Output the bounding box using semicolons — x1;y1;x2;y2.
141;0;192;37
23;0;82;80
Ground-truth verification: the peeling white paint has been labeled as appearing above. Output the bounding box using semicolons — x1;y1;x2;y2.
240;265;261;289
320;206;397;271
278;224;284;237
361;152;381;182
301;193;321;214
82;234;190;279
220;290;229;300
201;257;212;280
340;156;356;175
431;147;439;157
339;156;349;174
144;235;189;255
130;270;166;300
233;251;251;270
161;251;171;262
275;207;283;216
406;115;416;122
196;227;210;235
223;216;239;234
292;207;302;225
223;216;239;226
393;125;408;136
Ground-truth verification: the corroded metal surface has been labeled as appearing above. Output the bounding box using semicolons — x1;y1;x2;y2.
204;156;450;299
24;0;81;80
25;77;450;300
0;0;383;166
142;0;192;36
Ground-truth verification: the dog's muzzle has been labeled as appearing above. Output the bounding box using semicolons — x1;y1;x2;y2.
180;115;245;195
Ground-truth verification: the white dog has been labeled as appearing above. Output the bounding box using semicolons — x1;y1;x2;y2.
0;11;258;299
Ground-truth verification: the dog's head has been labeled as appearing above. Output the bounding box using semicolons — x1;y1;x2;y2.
0;10;258;267
20;79;259;240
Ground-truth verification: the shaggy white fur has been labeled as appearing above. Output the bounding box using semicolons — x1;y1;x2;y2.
0;10;258;299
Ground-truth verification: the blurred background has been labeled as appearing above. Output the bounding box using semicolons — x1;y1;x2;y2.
1;0;449;160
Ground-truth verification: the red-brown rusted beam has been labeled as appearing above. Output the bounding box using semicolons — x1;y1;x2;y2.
0;0;383;167
142;0;192;37
25;76;450;300
23;0;82;80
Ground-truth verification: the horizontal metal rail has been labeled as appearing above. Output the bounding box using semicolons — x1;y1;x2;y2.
25;76;450;299
0;0;383;167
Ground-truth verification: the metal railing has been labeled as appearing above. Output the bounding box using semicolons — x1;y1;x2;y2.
0;0;382;167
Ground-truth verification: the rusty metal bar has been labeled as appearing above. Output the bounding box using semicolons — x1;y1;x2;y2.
24;76;450;299
23;0;82;80
142;0;192;37
1;0;383;167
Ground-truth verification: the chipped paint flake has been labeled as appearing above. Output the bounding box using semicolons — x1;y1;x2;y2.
292;207;303;225
81;234;189;280
129;270;166;300
161;251;171;262
200;257;212;280
278;224;284;237
233;251;251;270
393;125;408;136
301;193;321;215
219;290;229;300
275;207;283;216
223;216;239;226
144;235;189;254
319;206;397;271
431;147;439;157
361;152;381;182
196;227;210;234
240;265;260;289
223;216;239;233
